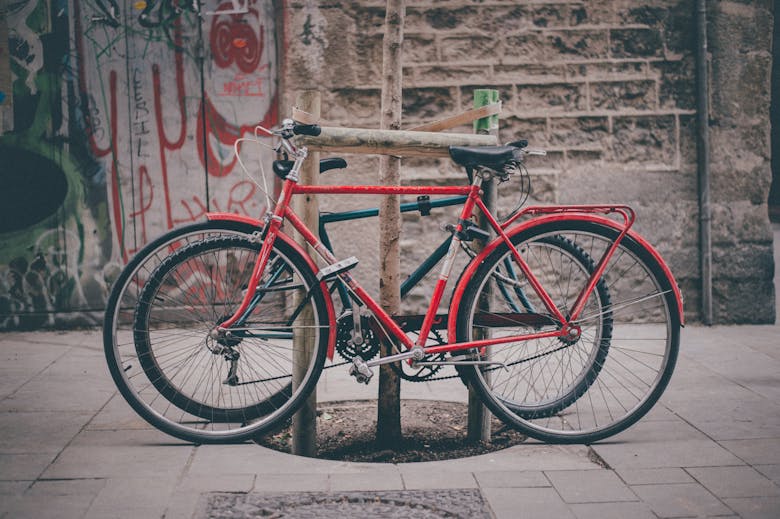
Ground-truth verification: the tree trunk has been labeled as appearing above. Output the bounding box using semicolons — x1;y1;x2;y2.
376;0;405;448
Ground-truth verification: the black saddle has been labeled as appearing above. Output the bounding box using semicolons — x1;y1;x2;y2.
449;140;527;169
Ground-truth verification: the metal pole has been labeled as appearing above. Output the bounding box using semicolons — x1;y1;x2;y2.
696;0;712;325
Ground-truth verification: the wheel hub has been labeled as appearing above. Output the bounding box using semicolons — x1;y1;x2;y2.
558;324;582;346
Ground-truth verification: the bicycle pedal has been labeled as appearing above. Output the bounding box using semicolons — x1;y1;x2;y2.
317;256;359;282
349;357;374;384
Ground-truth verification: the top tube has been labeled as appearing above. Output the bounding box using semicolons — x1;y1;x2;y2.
320;195;468;224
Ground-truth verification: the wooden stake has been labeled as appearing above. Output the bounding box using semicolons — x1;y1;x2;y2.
408;103;501;133
467;89;499;444
291;90;320;457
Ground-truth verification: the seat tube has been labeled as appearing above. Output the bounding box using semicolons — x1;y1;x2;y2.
416;179;482;346
219;178;297;329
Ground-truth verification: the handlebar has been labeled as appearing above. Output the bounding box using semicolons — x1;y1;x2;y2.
292;123;321;137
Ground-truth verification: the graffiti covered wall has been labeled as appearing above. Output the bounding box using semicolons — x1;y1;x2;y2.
0;0;278;328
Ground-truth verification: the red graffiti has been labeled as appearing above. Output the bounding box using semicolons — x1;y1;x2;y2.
178;196;210;223
197;92;278;178
74;0;278;265
226;180;259;214
210;7;264;73
218;70;268;97
127;165;155;252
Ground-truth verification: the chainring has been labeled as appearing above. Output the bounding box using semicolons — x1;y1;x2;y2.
390;328;448;382
335;311;380;362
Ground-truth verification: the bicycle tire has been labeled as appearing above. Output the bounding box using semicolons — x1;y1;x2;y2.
455;234;612;418
108;230;328;443
104;221;257;428
456;220;680;444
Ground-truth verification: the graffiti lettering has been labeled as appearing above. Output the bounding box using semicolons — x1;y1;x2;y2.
178;196;210;223
84;94;106;143
132;67;152;158
218;72;266;97
227;180;259;215
0;0;278;329
128;166;155;251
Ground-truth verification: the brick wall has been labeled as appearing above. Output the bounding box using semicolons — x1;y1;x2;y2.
281;0;775;323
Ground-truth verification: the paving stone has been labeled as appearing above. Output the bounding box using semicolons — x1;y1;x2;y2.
545;470;637;504
329;470;404;491
0;453;57;480
724;496;780;519
0;370;115;413
473;470;550;488
188;445;350;476
631;483;733;517
253;474;329;492
85;507;167;519
43;438;193;480
616;467;694;485
720;438;780;465
67;427;188;448
0;411;92;454
686;466;780;498
177;474;257;493
0;480;29;495
598;417;710;442
755;464;780;485
662;393;780;441
85;477;176;518
569;501;656;519
2;493;95;519
401;470;477;489
591;438;743;469
481;487;575;519
27;478;106;497
197;489;493;518
87;393;157;431
164;491;202;519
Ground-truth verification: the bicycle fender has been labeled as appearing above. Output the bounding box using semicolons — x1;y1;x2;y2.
446;213;685;341
206;212;337;360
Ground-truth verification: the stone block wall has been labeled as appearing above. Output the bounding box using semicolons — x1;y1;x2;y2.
281;0;775;323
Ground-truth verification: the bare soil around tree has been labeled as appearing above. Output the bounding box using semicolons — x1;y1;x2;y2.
257;400;529;463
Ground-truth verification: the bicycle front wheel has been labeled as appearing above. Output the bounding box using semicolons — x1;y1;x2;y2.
128;234;328;443
456;220;680;444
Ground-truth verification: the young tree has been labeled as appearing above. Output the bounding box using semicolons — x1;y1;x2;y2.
376;0;405;448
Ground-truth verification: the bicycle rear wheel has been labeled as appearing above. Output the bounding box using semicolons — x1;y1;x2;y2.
104;222;254;425
456;220;680;443
119;234;328;443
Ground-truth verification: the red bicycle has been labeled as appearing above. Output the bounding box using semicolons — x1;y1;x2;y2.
105;119;683;444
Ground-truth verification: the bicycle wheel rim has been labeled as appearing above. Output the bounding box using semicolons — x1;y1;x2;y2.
458;220;680;443
104;223;254;430
106;230;327;443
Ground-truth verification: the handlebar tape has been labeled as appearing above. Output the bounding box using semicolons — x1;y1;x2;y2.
293;124;322;137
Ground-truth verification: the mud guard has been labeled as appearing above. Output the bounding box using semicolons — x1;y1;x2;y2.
446;213;685;342
207;212;337;360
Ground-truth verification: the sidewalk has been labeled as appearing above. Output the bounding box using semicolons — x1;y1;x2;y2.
0;226;778;518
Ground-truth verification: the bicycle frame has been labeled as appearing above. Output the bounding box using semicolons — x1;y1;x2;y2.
211;161;686;372
318;195;468;308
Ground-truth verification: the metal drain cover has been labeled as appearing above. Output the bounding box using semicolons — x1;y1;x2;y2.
198;489;492;518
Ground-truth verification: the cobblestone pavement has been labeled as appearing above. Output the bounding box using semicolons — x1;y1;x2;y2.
0;224;778;518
